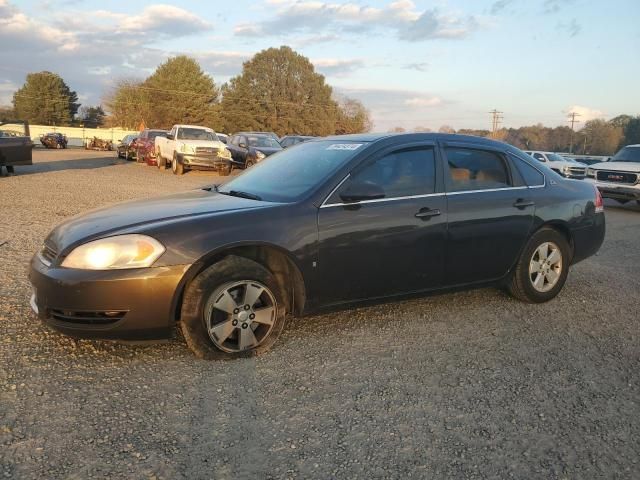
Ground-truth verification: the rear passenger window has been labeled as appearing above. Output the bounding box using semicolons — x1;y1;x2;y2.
445;148;511;191
513;156;545;186
333;147;436;202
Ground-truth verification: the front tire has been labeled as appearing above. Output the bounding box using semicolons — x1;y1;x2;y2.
219;164;232;176
180;256;287;359
507;227;571;303
172;153;184;175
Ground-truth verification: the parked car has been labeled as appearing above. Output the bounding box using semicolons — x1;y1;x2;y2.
86;137;113;151
587;144;640;205
226;133;283;169
155;125;232;176
29;133;605;359
0;120;32;175
524;151;587;178
40;132;67;149
238;131;280;143
117;134;139;160
131;129;168;165
560;154;610;166
280;135;316;148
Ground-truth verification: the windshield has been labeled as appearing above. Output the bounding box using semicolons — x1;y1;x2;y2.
148;131;167;141
177;128;216;141
218;140;367;202
612;146;640;162
247;135;281;149
547;153;567;162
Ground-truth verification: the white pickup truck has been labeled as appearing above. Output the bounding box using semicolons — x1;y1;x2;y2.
155;124;232;176
588;144;640;205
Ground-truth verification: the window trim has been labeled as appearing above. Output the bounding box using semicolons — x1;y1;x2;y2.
508;152;547;189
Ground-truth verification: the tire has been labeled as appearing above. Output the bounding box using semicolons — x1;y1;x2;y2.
172;153;184;175
136;150;144;163
245;159;255;169
157;150;165;170
56;143;62;149
507;227;571;303
180;256;287;359
636;200;640;206
125;150;130;161
219;164;232;176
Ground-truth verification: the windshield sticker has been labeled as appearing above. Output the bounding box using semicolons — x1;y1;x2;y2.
326;143;363;151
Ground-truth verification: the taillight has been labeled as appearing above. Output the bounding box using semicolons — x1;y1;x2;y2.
594;185;604;213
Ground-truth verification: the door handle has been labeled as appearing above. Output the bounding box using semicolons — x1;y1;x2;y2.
513;199;535;209
415;208;441;219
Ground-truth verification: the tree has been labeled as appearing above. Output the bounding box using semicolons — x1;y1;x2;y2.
104;80;148;130
0;106;15;121
221;46;338;136
334;96;372;134
581;119;623;155
78;105;106;128
413;126;431;132
12;71;79;125
438;125;455;133
143;55;219;129
389;127;406;133
621;116;640;147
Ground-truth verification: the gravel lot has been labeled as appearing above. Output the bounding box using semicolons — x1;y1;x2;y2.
1;149;639;479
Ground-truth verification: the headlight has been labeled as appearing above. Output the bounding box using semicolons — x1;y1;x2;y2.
255;151;266;161
220;148;232;159
587;168;596;178
61;234;165;270
180;144;194;154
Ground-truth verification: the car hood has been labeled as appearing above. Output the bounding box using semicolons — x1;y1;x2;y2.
591;161;640;172
46;189;271;253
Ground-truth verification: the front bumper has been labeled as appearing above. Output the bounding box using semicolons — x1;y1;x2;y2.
28;255;190;341
179;153;230;170
594;181;640;201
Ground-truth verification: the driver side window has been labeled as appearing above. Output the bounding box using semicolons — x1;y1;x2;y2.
329;147;436;203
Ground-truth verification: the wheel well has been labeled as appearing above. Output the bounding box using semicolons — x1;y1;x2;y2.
540;222;574;258
173;245;306;322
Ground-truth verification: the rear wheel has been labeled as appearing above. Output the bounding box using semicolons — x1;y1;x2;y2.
157;150;165;169
180;256;287;359
507;227;571;303
172;153;184;175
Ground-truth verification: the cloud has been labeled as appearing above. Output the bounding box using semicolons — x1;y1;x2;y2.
559;18;581;37
564;105;606;122
489;0;514;15
403;62;429;72
235;0;479;42
405;96;443;107
0;80;18;105
312;58;365;77
543;0;574;14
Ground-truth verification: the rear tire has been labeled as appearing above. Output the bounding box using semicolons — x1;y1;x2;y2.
507;227;571;303
180;256;287;359
157;150;165;170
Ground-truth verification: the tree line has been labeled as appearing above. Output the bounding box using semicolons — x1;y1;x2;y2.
4;46;371;137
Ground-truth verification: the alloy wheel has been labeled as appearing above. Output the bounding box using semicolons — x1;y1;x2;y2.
529;241;562;292
205;280;277;353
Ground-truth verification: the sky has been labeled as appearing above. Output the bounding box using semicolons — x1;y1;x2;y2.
1;0;639;131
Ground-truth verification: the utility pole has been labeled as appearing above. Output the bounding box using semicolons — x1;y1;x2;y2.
489;109;503;137
567;111;581;153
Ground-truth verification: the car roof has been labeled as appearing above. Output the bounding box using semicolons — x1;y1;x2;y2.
319;132;512;148
176;125;214;131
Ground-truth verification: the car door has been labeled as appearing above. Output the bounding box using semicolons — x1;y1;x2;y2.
317;143;447;305
441;143;534;286
227;135;247;165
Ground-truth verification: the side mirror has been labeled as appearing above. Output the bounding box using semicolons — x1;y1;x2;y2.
239;142;247;149
339;181;385;203
166;134;174;140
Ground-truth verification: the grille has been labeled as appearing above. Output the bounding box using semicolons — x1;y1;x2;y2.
596;170;638;184
195;147;221;155
50;310;126;325
567;167;586;176
39;243;58;265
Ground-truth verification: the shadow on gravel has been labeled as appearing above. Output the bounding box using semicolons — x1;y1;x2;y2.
5;156;126;176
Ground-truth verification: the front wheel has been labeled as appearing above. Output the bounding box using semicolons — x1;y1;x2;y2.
218;164;232;176
245;158;255;169
180;256;287;359
507;227;571;303
172;154;184;175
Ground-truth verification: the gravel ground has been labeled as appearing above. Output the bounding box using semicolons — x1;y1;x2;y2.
1;150;639;479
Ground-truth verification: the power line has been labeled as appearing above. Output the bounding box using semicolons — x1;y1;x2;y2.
567;111;581;153
489;109;503;136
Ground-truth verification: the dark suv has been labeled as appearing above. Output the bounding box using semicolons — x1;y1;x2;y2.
226;133;283;169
